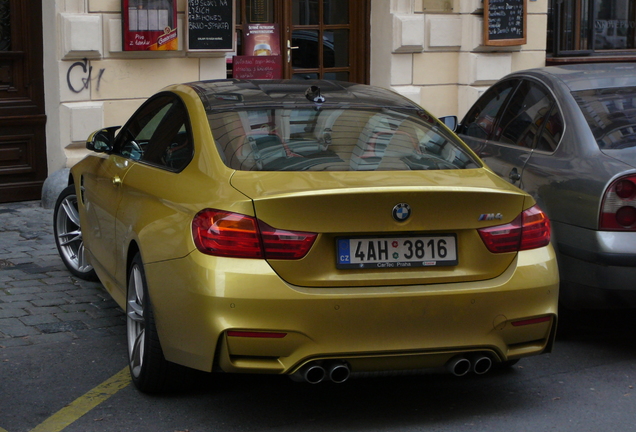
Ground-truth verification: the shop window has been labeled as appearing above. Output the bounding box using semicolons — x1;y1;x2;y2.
549;0;636;56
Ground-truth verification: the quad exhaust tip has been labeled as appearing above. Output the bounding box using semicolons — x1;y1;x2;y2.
291;355;494;383
446;354;493;376
290;361;351;384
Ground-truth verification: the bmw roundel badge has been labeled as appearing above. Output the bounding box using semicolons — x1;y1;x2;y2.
392;203;411;222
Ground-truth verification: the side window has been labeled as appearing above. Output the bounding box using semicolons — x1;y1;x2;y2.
495;81;554;149
116;95;193;171
458;79;519;140
535;104;564;152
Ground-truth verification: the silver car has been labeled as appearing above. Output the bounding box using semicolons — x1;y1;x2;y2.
457;63;636;309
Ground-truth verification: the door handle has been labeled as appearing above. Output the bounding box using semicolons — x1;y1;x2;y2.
286;40;299;63
112;176;122;186
509;168;521;182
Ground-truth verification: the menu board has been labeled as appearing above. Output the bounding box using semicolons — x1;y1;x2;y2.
187;0;235;51
233;56;282;79
484;0;527;46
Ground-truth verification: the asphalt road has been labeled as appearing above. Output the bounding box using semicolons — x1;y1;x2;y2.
2;304;636;431
2;201;636;432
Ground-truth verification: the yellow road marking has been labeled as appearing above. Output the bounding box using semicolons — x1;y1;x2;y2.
0;427;9;432
29;366;130;432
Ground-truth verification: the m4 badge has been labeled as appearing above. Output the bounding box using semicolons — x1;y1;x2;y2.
478;213;503;221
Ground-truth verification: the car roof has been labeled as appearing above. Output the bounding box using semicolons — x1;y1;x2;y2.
511;63;636;92
182;79;421;111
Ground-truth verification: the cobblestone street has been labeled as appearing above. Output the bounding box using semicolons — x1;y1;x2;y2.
2;201;636;432
0;201;125;349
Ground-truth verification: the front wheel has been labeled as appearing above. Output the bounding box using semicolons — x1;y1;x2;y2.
127;252;169;393
53;185;98;281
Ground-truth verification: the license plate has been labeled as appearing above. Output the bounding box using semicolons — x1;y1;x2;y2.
336;235;458;269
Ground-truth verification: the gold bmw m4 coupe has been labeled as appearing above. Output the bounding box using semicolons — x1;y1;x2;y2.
53;80;558;393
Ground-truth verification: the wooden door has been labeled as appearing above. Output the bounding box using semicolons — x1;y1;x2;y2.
0;0;47;203
233;0;369;83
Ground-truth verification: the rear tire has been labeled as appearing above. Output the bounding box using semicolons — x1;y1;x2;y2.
53;185;98;281
126;252;169;393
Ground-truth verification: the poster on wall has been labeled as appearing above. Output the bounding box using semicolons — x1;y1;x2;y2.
122;0;178;51
187;0;235;51
244;23;280;57
233;23;282;79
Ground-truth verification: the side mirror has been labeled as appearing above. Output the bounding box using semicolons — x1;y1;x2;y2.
439;116;458;132
86;126;120;153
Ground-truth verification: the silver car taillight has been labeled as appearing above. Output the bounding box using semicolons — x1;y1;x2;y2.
600;174;636;231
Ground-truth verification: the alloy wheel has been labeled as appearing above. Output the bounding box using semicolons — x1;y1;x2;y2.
54;186;96;280
127;264;146;379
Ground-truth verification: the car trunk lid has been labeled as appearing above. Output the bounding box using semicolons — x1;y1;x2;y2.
230;169;528;287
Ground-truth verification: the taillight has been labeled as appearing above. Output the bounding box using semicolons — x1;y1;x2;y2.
478;205;551;253
257;221;317;259
600;175;636;231
192;210;263;258
192;209;317;259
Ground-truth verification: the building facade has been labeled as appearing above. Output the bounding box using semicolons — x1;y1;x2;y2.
0;0;556;202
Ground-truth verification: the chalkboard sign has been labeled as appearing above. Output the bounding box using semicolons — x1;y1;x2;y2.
484;0;527;46
187;0;235;51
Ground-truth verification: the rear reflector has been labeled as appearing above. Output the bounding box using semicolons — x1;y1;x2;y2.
511;316;551;327
478;205;551;253
227;331;287;338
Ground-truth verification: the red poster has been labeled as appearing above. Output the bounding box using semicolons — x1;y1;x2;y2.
233;56;282;80
123;0;178;51
244;24;281;57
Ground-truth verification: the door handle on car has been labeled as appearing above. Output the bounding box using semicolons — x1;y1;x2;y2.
509;168;521;182
112;176;122;186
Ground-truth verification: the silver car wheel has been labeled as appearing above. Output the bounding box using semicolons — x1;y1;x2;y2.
127;263;146;379
53;185;97;280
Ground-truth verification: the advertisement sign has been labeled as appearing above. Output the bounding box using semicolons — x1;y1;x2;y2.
243;23;280;56
233;23;282;79
122;0;178;51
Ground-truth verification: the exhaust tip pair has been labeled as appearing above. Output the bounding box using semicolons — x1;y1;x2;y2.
446;354;493;376
290;361;351;384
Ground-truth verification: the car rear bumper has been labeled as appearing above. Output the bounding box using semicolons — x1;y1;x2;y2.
553;221;636;292
145;246;559;374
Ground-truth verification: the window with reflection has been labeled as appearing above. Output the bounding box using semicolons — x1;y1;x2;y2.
208;106;480;171
549;0;636;56
574;86;636;150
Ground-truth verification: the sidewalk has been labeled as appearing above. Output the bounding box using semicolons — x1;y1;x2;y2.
0;200;124;348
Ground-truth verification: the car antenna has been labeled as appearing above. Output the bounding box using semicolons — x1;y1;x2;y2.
305;85;325;103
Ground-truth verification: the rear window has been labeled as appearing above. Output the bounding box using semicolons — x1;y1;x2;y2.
207;107;480;171
573;86;636;150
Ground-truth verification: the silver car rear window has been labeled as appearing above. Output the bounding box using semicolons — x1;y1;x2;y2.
208;107;480;171
573;86;636;150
